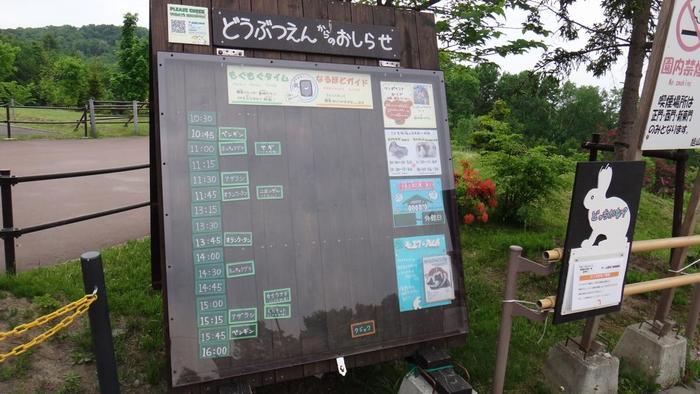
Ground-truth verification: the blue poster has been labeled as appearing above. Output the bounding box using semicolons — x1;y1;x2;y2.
394;234;451;312
390;178;445;227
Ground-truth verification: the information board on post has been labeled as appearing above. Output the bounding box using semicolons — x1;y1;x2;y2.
156;53;467;387
554;161;644;324
640;0;700;150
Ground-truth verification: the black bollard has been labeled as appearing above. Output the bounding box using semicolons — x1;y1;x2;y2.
80;251;120;394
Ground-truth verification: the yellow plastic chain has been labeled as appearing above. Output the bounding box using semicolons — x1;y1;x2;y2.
0;293;97;363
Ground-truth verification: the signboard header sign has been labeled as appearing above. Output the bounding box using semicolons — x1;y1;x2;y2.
641;0;700;150
212;9;400;60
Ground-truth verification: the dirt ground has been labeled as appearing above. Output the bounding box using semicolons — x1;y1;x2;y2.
0;137;149;271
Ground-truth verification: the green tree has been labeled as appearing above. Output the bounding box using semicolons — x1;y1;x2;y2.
533;0;659;160
556;82;609;145
86;60;106;100
0;39;19;80
494;71;560;143
110;13;148;101
39;56;88;106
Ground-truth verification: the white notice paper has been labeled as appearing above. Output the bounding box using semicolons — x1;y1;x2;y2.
565;244;629;314
422;255;455;304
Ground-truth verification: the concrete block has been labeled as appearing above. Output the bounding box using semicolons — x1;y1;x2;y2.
612;321;686;389
399;373;436;394
543;340;619;394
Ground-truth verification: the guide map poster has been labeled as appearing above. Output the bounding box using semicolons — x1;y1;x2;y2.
393;234;453;312
227;65;373;109
390;178;445;227
554;161;644;324
381;81;437;128
385;129;442;177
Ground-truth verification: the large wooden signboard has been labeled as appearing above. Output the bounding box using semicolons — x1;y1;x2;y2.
150;1;467;388
156;54;467;387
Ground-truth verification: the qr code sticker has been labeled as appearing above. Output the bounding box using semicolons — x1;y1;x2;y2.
171;20;186;34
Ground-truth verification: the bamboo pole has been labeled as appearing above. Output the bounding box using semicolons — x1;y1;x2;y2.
537;272;700;310
542;235;700;262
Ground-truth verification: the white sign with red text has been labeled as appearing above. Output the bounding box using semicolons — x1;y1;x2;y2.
642;0;700;150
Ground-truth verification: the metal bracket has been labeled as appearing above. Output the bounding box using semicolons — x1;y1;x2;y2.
216;48;245;57
379;60;400;68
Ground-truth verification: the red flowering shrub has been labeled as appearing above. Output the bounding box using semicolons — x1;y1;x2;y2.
455;159;497;225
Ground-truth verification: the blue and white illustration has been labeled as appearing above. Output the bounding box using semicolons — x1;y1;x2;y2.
394;234;451;312
390;178;445;227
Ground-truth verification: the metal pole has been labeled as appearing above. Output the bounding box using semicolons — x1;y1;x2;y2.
132;100;138;134
0;169;16;275
83;105;89;138
686;283;700;341
80;251;119;394
654;151;688;322
579;316;602;352
5;103;11;139
493;246;522;394
588;133;600;161
88;99;97;138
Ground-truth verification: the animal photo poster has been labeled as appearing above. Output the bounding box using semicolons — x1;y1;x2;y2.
384;129;442;177
554;161;645;324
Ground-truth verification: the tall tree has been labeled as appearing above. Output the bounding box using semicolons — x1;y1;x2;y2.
0;39;19;81
39;56;88;106
533;0;660;160
110;13;148;101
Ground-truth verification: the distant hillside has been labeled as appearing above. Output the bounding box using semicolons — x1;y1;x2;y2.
0;24;148;65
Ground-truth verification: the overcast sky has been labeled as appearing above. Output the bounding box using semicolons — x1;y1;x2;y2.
0;0;629;90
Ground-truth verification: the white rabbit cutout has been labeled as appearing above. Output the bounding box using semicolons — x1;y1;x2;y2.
581;165;631;248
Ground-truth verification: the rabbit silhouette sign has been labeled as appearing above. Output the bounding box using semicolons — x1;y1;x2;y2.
554;161;645;323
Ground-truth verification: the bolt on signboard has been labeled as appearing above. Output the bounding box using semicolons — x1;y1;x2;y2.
639;0;700;150
554;161;645;324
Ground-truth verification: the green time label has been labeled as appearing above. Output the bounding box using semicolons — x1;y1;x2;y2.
191;202;221;217
189;157;219;172
190;171;220;187
193;232;223;249
188;125;218;141
192;217;222;233
196;309;227;328
193;248;224;265
194;263;225;280
187;111;216;126
264;304;291;319
254;141;282;156
196;295;227;313
198;326;228;344
187;141;218;156
195;279;226;296
198;343;229;359
191;187;221;203
229;323;258;340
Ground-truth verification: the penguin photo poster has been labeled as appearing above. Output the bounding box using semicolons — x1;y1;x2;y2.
554;161;645;324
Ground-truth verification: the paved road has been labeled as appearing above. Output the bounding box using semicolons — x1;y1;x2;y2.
0;137;149;271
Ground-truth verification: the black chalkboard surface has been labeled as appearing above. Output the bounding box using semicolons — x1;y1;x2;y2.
157;52;468;387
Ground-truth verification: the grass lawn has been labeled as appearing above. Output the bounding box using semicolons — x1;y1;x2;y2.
0;150;699;392
2;107;149;139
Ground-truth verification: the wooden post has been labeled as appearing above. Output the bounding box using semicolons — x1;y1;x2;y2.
9;99;15;121
88;98;97;138
132;100;139;134
655;170;700;322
